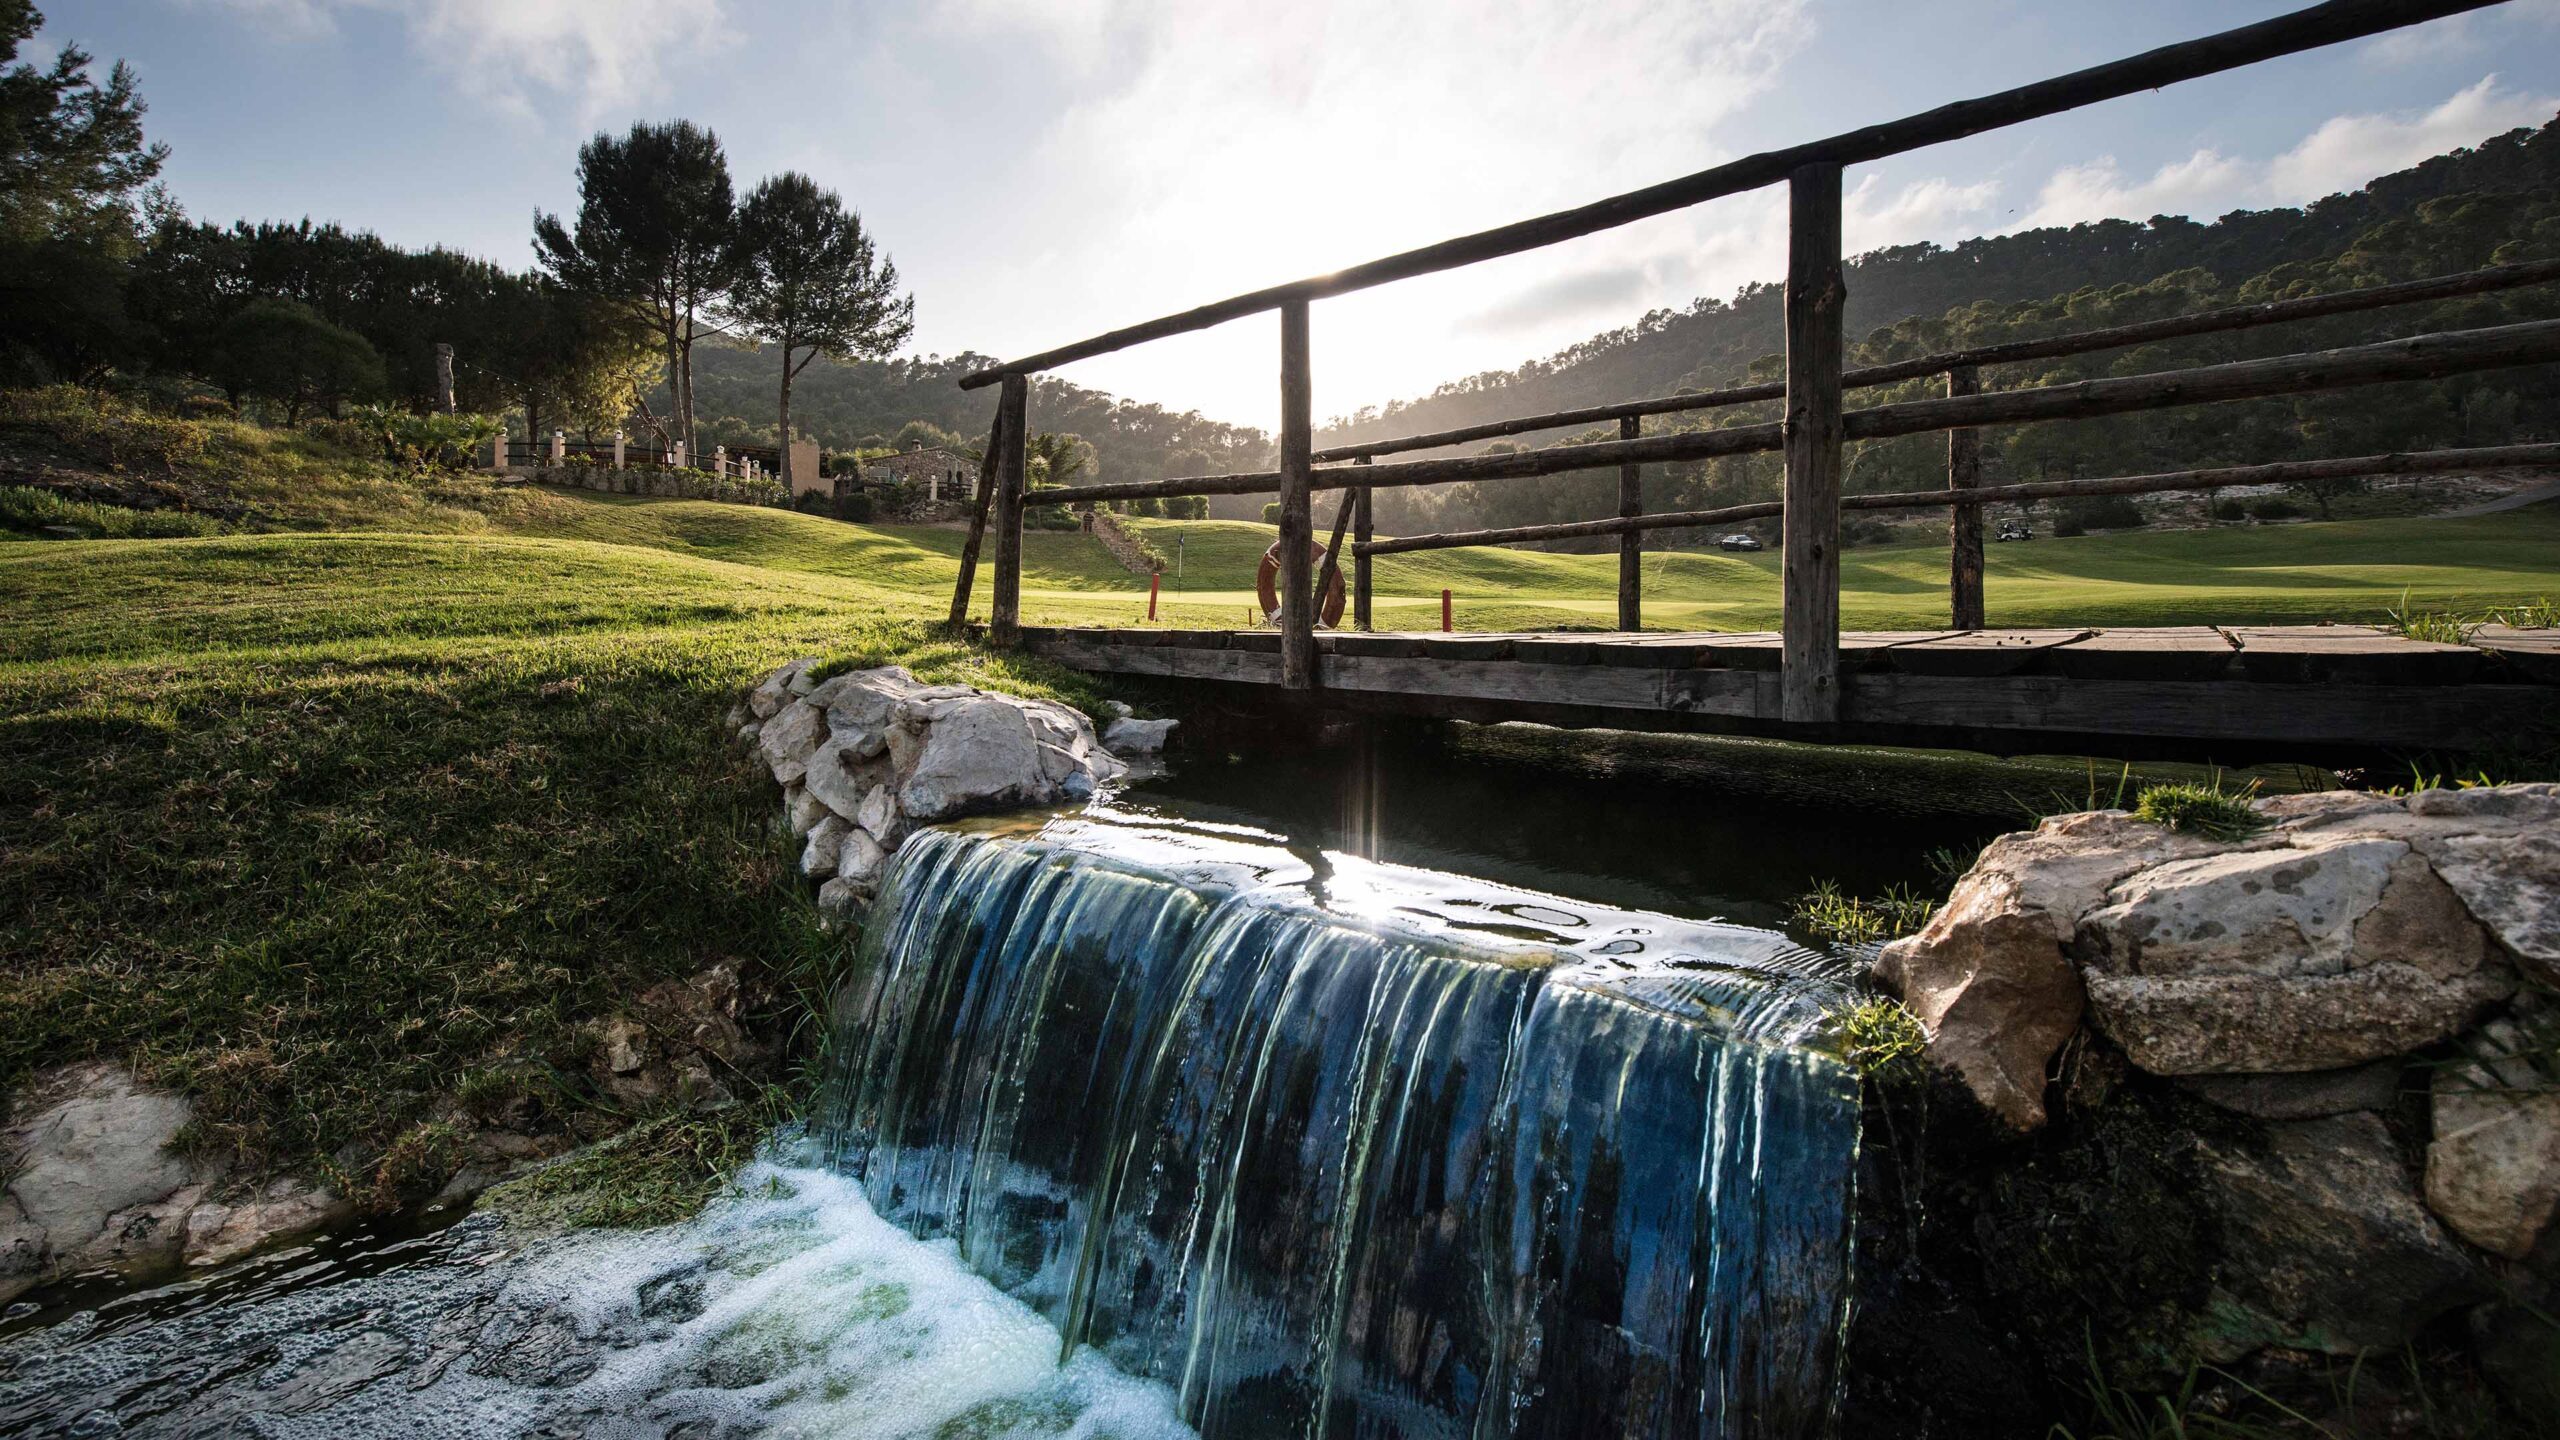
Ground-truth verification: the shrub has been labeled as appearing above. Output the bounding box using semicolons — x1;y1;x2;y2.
2055;494;2145;534
2246;496;2302;520
1262;501;1282;525
2211;498;2246;521
2132;781;2267;840
832;488;873;523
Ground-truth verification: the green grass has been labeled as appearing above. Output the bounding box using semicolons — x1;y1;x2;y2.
2132;781;2271;840
0;529;1104;1203
0;485;232;539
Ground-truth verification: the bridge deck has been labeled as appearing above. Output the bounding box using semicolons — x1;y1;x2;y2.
1019;623;2560;759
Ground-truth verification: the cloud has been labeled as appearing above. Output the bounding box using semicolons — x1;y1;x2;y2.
190;0;731;118
2015;76;2559;233
2267;75;2556;202
2360;2;2560;68
1845;173;2002;251
2017;149;2254;230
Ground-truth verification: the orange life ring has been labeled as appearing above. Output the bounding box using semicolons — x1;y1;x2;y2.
1255;537;1348;627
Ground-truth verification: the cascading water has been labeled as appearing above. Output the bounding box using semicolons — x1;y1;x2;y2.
813;809;1863;1440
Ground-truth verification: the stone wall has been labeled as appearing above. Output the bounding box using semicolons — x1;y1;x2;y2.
1857;784;2558;1430
731;661;1173;915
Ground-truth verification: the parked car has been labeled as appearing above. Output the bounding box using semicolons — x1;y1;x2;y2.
1717;533;1763;552
1995;521;2033;542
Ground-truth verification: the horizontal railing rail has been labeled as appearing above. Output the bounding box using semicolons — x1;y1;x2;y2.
1356;443;2560;554
1311;257;2560;462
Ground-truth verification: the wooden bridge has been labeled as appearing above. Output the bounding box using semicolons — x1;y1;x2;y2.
943;0;2560;761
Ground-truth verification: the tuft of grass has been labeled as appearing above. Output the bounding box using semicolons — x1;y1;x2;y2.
2486;596;2559;629
0;485;230;539
367;1120;470;1212
484;1100;780;1229
2132;781;2269;841
1791;879;1938;946
2385;595;2475;645
1840;997;1930;1086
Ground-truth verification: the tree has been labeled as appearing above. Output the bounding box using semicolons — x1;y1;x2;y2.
0;1;162;383
533;120;733;447
1024;431;1094;490
504;283;658;446
725;172;913;493
214;298;384;424
0;1;164;244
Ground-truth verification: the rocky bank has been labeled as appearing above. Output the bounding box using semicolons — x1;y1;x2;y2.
1858;782;2560;1432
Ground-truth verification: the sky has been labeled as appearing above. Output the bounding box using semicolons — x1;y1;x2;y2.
32;0;2560;430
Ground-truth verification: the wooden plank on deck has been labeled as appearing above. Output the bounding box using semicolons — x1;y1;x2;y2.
1702;630;1960;672
2468;624;2560;684
2225;626;2484;685
2046;627;2238;682
1886;629;2096;678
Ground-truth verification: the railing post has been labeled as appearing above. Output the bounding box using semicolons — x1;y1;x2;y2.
948;406;1008;629
1278;299;1315;689
1617;414;1643;631
1781;161;1845;724
1352;456;1374;632
990;373;1029;646
1945;364;1986;629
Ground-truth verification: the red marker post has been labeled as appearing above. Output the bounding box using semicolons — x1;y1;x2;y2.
1148;571;1161;622
1441;589;1453;633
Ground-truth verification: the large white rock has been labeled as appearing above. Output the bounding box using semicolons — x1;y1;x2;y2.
813;666;921;761
756;699;828;787
853;784;903;847
1101;716;1178;756
802;814;851;879
2078;838;2513;1073
0;1064;222;1300
802;737;890;820
747;657;819;719
2426;1009;2560;1260
895;691;1124;822
1875;810;2209;1129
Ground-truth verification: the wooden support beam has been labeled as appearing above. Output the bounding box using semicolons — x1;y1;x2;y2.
1617;414;1643;632
1316;486;1355;631
946;406;1008;629
989;374;1028;647
960;0;2496;390
1311;256;2560;462
1278;300;1315;690
1946;365;1985;630
1027;318;2560;508
1355;441;2560;555
1352;457;1374;632
1782;163;1846;725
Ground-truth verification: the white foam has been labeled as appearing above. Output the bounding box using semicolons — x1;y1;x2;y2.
0;1159;1198;1438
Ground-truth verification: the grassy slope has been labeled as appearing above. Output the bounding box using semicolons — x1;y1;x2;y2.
0;533;1101;1193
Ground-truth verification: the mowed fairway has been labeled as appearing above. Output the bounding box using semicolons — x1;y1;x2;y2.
395;487;2560;633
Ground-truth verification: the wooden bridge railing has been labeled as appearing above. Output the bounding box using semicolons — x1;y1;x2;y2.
948;0;2530;719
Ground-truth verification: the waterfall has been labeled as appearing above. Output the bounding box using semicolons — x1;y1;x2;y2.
812;812;1861;1440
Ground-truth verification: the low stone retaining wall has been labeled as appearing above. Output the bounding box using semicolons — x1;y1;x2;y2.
1089;511;1162;575
732;661;1174;914
1859;783;2558;1428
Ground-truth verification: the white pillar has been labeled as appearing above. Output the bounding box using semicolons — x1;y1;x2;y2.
549;430;565;465
488;432;506;469
613;431;626;470
715;445;728;478
928;469;939;503
672;439;686;470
